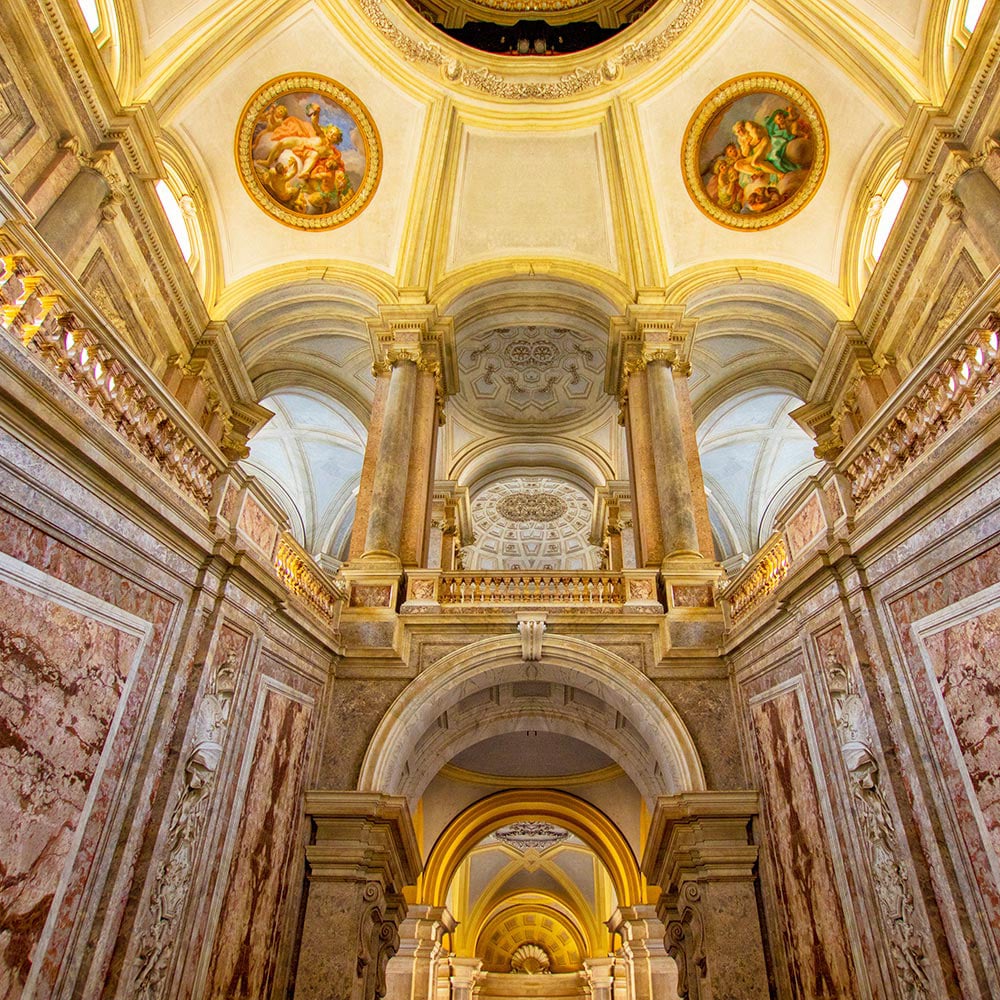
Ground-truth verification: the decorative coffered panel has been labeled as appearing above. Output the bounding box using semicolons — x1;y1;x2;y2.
454;325;606;429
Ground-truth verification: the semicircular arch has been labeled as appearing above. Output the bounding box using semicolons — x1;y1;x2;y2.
358;633;706;800
420;789;646;909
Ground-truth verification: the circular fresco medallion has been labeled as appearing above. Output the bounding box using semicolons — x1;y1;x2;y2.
682;74;827;230
235;74;381;230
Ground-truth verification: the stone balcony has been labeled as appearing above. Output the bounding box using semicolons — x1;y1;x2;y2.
400;569;662;614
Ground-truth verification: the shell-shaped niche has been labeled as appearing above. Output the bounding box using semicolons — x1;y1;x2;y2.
510;942;552;974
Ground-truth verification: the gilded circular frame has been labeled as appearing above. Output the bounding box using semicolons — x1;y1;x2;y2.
682;74;827;230
235;74;382;231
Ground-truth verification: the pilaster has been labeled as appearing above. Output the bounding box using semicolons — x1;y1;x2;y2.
641;791;768;1000
294;792;422;1000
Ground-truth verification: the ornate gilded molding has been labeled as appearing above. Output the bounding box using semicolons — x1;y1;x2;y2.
357;0;706;100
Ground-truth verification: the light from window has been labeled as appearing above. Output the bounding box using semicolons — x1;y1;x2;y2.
77;0;101;32
871;180;908;263
964;0;987;32
155;180;193;261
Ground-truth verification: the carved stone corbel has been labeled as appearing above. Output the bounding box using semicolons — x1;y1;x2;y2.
516;612;547;661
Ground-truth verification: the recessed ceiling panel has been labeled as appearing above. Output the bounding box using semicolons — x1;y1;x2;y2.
448;126;616;271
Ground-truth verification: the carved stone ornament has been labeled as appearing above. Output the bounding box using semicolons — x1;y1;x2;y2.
357;881;403;1000
357;0;707;100
497;492;569;523
493;821;569;853
825;654;930;998
132;648;244;999
510;942;552;974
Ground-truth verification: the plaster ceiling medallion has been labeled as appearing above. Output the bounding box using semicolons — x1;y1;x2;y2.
456;326;605;428
496;492;568;522
682;74;827;230
510;942;552;974
235;74;382;231
467;476;600;571
493;821;570;852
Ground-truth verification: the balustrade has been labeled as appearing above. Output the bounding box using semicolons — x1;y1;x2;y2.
435;571;625;606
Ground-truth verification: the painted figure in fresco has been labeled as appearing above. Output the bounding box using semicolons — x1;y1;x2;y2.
252;97;354;215
703;101;814;218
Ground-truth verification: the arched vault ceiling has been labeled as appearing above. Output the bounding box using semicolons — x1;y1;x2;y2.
124;0;941;315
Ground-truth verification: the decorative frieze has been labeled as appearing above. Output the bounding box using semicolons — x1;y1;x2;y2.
846;315;999;507
725;534;789;623
0;245;218;506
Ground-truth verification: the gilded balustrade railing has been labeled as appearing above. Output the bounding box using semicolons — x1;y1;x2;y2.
0;245;218;506
726;534;789;623
273;535;346;629
438;571;626;605
846;315;999;507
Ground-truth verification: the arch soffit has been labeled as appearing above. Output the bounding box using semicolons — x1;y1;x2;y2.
692;367;813;426
473;900;592;963
209;262;399;321
250;367;373;428
447;436;616;488
419;788;646;909
466;861;604;953
408;704;657;805
358;633;706;797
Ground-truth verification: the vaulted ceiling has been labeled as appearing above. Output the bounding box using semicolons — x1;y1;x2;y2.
88;0;981;561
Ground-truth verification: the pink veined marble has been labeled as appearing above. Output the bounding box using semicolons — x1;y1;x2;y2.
785;494;825;557
0;580;141;999
751;689;859;999
204;688;312;999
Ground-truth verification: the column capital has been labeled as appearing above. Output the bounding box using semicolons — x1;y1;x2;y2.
608;303;696;400
367;303;457;395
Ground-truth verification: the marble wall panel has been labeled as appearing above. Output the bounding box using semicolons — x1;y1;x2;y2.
891;559;1000;939
785;493;825;558
0;558;150;999
750;682;860;999
203;683;313;999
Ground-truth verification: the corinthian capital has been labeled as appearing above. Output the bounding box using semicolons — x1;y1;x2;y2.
607;301;697;398
366;301;457;394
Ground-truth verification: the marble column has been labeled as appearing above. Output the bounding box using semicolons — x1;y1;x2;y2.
36;162;111;265
584;957;616;1000
398;363;442;567
384;905;455;1000
645;357;701;561
350;366;391;560
363;356;418;563
294;792;421;1000
609;905;679;1000
641;791;768;1000
620;371;665;566
952;163;1000;258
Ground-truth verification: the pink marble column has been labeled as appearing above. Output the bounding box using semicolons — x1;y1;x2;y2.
293;792;421;1000
642;791;769;1000
645;359;701;561
363;359;418;563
